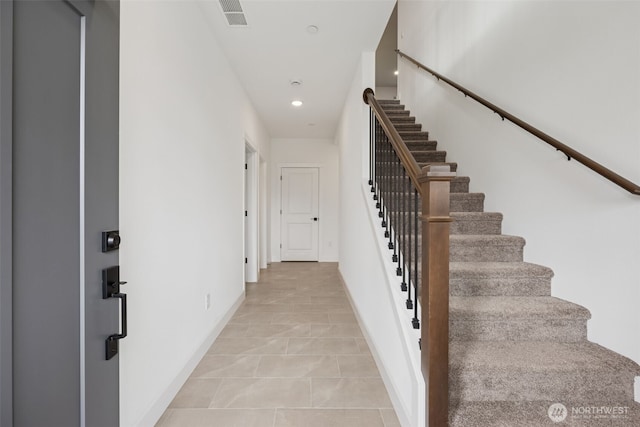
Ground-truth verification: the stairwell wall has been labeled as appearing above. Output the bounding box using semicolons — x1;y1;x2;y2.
119;1;270;425
336;52;424;427
398;0;640;400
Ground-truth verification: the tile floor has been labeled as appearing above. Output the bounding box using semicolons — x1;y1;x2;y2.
156;262;400;427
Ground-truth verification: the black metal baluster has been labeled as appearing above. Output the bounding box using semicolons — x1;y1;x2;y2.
392;157;400;267
406;173;413;311
374;120;380;204
400;166;407;290
369;110;374;190
412;188;420;329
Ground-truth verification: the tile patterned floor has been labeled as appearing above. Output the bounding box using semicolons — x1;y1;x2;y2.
157;262;401;427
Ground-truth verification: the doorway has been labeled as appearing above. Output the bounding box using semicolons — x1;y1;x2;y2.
280;167;320;261
244;144;259;282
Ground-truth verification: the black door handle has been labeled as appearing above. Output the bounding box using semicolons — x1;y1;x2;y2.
106;293;127;360
103;266;128;360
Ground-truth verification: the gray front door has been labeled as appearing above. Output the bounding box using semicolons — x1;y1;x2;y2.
0;1;120;426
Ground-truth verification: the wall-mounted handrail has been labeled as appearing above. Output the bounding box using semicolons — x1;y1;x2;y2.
397;49;640;196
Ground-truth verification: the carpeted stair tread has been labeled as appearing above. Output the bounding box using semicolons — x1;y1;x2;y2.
450;400;640;426
393;122;422;131
399;130;430;140
380;103;405;110
378;99;400;104
451;212;502;234
388;115;416;123
405;140;437;150
384;109;410;116
449;341;640;402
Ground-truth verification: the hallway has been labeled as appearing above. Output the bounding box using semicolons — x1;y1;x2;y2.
156;263;400;427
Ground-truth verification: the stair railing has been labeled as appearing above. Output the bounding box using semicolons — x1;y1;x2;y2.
397;49;640;196
363;88;454;427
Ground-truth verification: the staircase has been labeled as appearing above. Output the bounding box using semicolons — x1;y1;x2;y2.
378;99;640;426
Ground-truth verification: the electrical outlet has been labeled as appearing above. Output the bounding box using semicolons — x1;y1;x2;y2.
205;293;211;310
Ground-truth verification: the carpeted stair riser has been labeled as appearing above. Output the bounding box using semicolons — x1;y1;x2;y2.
393;123;422;132
384;109;410;117
449;341;639;403
405;140;437;150
411;150;447;162
380;104;405;111
378;149;446;163
451;212;502;234
388;116;416;124
398;130;430;140
449;401;640;427
374;175;465;193
377;191;483;212
397;235;524;262
449;262;553;297
377;162;458;179
451;235;525;262
450;363;636;403
389;211;502;235
449;296;590;341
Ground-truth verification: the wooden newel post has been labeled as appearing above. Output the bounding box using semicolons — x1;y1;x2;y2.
419;164;455;427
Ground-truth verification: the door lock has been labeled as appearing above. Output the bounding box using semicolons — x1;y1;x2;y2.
102;230;121;252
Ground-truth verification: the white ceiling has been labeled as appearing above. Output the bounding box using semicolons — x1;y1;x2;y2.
200;0;396;139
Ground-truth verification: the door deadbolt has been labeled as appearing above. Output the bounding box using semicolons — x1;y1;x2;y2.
102;230;121;252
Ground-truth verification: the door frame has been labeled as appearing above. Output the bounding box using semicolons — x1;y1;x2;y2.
0;1;14;424
244;142;259;283
277;164;322;262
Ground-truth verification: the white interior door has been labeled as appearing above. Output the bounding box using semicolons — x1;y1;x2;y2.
281;167;319;261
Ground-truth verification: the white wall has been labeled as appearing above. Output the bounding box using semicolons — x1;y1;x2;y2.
119;1;269;425
269;138;339;262
375;86;398;100
336;52;424;427
398;0;640;393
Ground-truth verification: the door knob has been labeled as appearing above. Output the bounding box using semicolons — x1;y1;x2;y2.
312;217;318;221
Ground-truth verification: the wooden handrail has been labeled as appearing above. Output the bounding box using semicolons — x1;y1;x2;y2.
397;49;640;196
363;88;423;193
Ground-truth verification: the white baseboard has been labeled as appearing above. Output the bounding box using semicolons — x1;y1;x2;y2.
338;269;420;427
135;292;245;427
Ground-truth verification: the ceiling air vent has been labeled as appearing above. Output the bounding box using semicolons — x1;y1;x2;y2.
219;0;248;27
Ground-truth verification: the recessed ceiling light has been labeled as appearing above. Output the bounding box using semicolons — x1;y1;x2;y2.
307;25;319;34
394;70;399;76
291;100;303;107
